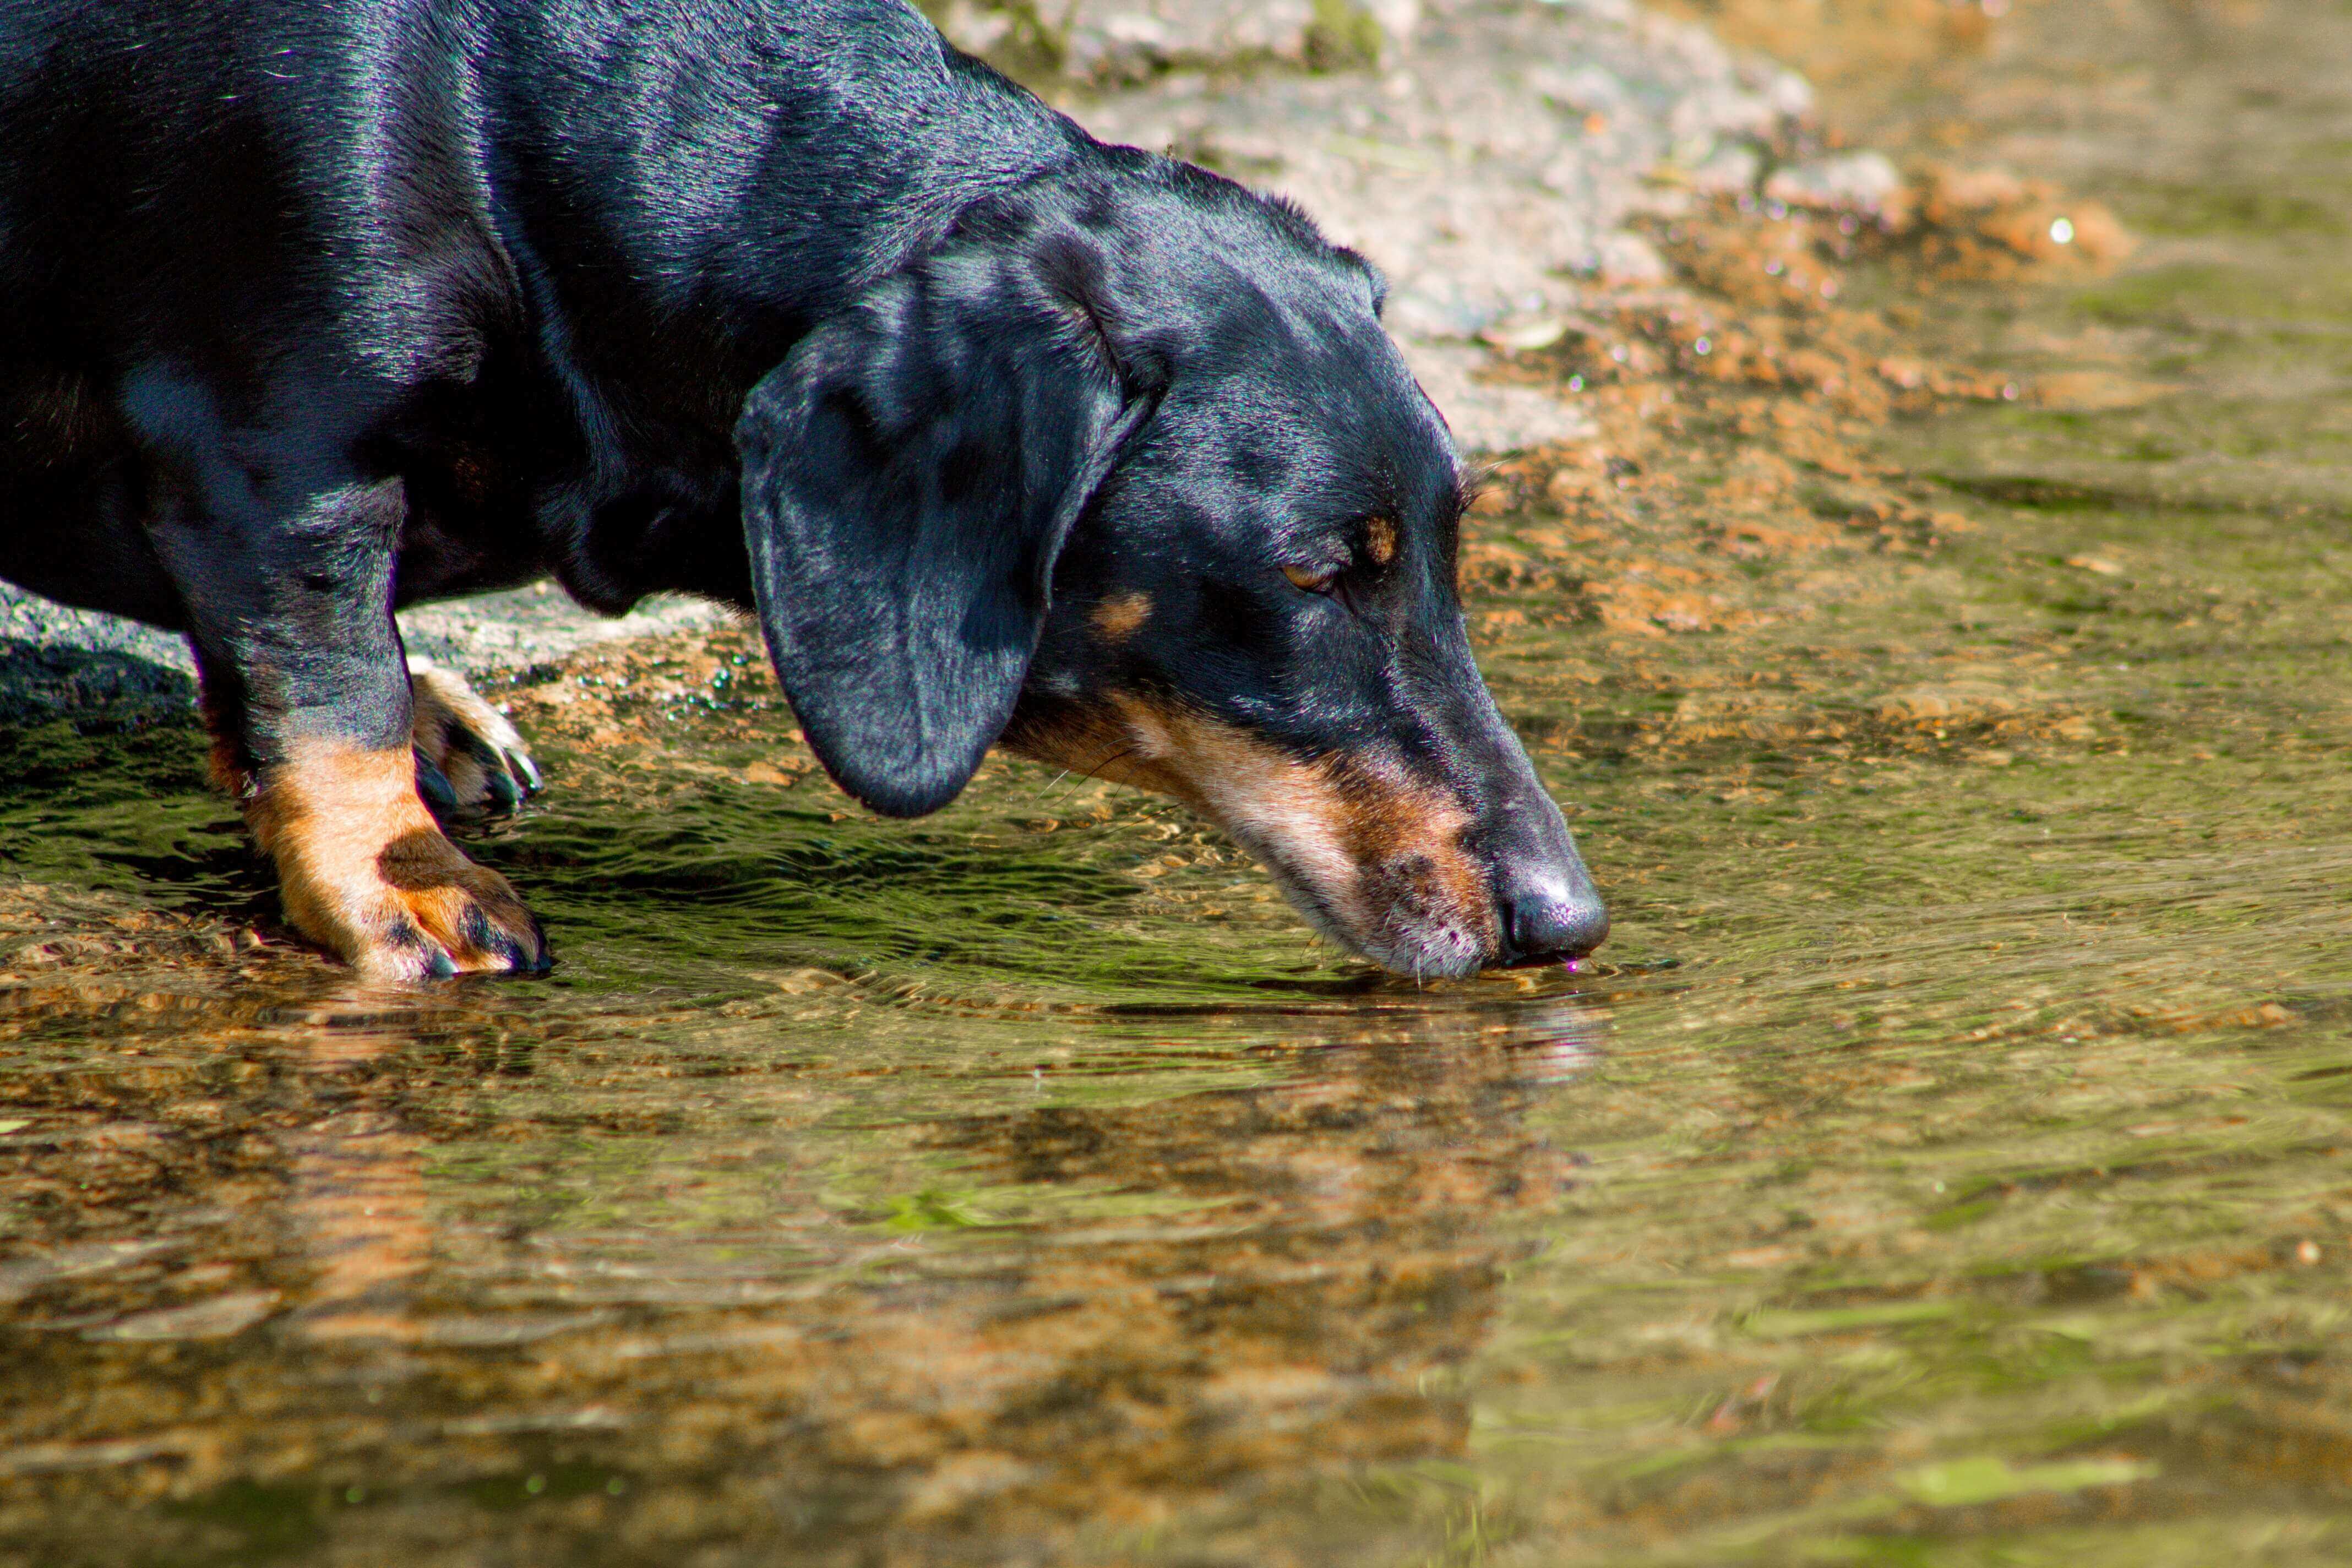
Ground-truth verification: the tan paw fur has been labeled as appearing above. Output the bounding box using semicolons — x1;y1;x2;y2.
247;741;550;980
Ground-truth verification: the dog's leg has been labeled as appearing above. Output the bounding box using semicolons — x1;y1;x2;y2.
152;474;550;980
407;656;542;817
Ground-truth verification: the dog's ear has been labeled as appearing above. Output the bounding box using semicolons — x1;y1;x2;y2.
736;224;1157;816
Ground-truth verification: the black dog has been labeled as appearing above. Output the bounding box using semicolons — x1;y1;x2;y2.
0;0;1608;981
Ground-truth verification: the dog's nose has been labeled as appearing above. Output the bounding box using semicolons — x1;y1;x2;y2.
1500;886;1610;963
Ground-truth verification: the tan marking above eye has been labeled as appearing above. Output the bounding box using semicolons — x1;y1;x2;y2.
1364;516;1398;567
1282;563;1339;594
1091;590;1153;641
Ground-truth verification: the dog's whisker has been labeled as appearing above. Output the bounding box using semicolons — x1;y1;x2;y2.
1049;745;1135;803
1082;744;1135;781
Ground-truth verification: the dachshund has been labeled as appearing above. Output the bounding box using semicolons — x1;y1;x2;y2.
0;0;1608;979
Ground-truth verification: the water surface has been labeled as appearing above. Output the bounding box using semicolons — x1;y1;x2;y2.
4;2;2352;1562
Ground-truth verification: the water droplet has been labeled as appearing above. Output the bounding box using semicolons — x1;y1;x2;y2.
2050;216;2076;245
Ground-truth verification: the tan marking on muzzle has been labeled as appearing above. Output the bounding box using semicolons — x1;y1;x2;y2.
1002;696;1497;967
1090;591;1153;643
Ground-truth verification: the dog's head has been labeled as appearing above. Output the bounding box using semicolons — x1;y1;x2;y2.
737;155;1605;976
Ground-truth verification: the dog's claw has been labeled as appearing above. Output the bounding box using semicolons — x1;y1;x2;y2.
492;918;554;976
484;764;523;812
505;748;543;795
414;747;460;812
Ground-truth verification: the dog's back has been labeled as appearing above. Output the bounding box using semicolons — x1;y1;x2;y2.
0;0;512;622
0;0;1082;622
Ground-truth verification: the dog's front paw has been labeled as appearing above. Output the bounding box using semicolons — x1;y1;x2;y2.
408;657;542;816
340;828;549;979
249;742;551;979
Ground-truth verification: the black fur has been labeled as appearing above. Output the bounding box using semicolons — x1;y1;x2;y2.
0;0;1608;973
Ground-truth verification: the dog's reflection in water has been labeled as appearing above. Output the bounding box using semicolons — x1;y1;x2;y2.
20;986;1607;1559
282;1025;434;1343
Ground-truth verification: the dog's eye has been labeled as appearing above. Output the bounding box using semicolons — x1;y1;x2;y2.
1282;562;1342;595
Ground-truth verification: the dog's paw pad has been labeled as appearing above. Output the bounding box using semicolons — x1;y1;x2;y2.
409;657;541;816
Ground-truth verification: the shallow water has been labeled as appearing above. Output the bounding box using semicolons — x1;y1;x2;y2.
5;2;2352;1562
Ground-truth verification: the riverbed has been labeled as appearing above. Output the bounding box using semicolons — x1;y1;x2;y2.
3;1;2350;1563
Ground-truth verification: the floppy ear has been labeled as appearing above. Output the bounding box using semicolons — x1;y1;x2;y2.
736;230;1155;817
